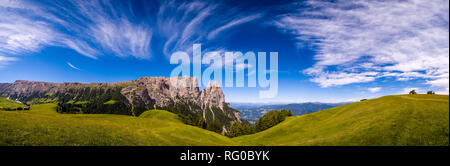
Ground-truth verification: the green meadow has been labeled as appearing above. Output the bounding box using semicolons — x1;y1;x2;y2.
0;102;235;146
0;95;448;146
234;95;449;146
0;97;26;110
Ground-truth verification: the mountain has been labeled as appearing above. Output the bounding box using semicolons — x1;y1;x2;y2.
231;102;348;122
0;77;241;132
234;95;449;146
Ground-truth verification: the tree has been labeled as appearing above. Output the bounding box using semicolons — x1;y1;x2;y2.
409;90;417;94
240;124;254;135
227;121;256;137
206;120;222;133
427;91;435;95
195;117;206;129
228;121;243;137
255;109;293;132
281;109;293;117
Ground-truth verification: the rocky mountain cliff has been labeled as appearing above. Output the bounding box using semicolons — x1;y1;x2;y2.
0;77;241;133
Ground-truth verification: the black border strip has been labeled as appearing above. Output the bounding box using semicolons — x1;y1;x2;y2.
1;146;448;164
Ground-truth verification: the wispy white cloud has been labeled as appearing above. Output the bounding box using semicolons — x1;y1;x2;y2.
201;48;256;73
0;0;152;61
158;1;265;57
0;4;56;55
158;2;215;56
368;87;381;93
61;39;99;59
426;78;450;94
52;0;153;59
67;62;81;71
1;0;264;66
277;0;449;93
0;56;17;69
309;71;378;87
207;14;263;40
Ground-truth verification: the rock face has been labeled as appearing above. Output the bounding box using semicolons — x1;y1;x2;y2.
119;77;229;118
0;77;241;131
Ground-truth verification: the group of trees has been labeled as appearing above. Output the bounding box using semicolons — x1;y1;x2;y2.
56;87;132;115
226;109;293;137
409;90;436;95
1;107;30;111
179;114;206;128
178;113;224;133
56;101;131;115
227;121;254;137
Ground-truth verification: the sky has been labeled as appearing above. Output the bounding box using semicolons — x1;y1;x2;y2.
0;0;448;103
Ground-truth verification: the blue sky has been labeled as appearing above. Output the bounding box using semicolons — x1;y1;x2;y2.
0;0;448;103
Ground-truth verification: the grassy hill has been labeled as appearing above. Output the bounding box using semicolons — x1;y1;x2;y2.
0;94;448;146
0;103;235;146
0;97;27;110
234;95;449;146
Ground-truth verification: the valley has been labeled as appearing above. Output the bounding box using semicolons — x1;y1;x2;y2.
233;102;348;122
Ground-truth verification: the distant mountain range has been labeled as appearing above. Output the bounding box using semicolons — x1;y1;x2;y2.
231;102;351;122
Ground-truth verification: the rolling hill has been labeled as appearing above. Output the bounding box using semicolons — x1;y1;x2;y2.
234;95;449;146
0;97;26;110
0;94;448;146
0;103;235;146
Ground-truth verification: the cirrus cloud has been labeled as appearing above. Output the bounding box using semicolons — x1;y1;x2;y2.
67;62;81;71
0;56;17;69
368;87;381;93
0;0;265;67
0;0;152;59
276;0;449;94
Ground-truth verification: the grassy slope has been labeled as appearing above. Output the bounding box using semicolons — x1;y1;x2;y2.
0;104;235;146
234;95;449;146
1;94;448;146
139;109;181;123
0;97;26;110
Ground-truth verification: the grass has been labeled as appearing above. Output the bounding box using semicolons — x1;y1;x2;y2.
74;101;89;105
0;94;448;146
233;95;449;146
139;109;181;123
0;103;235;146
25;97;58;105
103;100;118;105
0;97;26;110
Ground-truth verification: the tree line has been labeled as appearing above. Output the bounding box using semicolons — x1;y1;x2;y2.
226;109;293;137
